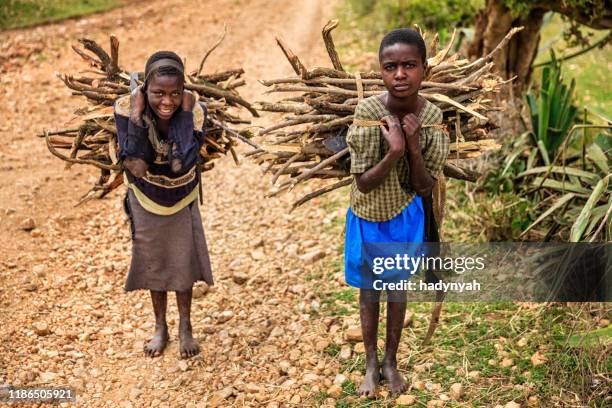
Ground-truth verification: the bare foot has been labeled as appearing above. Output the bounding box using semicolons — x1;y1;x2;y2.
381;361;407;395
179;324;200;359
358;362;380;398
144;325;168;357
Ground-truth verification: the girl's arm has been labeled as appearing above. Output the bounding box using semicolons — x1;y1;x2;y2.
402;113;450;197
355;116;405;194
169;91;201;173
403;113;435;196
115;87;149;178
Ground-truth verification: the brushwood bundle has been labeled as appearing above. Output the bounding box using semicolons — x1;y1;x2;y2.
42;33;259;204
252;21;523;209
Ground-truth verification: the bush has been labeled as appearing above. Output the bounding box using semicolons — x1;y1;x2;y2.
347;0;483;42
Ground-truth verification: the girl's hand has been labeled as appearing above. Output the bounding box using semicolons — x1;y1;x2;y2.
130;85;146;123
182;90;196;112
380;115;405;155
401;113;421;149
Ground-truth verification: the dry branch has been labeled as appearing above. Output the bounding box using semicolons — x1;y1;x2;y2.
44;35;259;202
253;21;519;208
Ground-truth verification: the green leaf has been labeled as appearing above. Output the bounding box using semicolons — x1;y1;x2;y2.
537;140;550;165
520;193;575;236
516;166;599;181
570;175;611;242
586;143;610;174
531;178;591;195
568;325;612;347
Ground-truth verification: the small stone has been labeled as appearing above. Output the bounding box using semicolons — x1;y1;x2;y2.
339;346;352;360
327;384;342;397
129;387;142;400
333;374;347;386
425;382;442;393
468;370;480;379
517;337;528;347
268;326;284;339
298;249;326;264
178;361;188;372
504;402;521;408
279;361;291;374
354;342;365;353
501;358;514;367
527;396;539;406
209;387;235;407
34;322;50;336
427;400;444;408
232;272;248;284
39;372;57;383
412;380;425;390
345;326;362;342
315;339;329;351
302;373;319;383
192;283;209;299
245;383;260;393
250;250;265;260
530;351;547;366
33;264;46;277
68;379;85;392
289;394;301;404
20;217;36;231
217;310;234;323
24;283;38;292
30;229;42;238
396;394;416;405
413;363;431;372
450;383;464;400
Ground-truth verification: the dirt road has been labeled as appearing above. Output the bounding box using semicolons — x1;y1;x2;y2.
0;1;357;407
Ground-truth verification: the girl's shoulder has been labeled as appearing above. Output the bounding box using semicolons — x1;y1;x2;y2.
112;94;206;130
355;95;389;121
419;98;443;125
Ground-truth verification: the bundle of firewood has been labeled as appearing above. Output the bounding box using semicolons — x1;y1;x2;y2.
251;21;522;209
41;33;259;204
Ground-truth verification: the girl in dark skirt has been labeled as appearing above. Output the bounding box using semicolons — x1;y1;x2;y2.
114;51;214;358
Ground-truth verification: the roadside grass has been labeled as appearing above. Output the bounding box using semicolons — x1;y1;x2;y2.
313;187;610;407
0;0;129;30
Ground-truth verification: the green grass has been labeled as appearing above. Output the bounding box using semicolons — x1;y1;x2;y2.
0;0;128;30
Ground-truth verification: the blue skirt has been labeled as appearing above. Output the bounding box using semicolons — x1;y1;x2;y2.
344;197;425;289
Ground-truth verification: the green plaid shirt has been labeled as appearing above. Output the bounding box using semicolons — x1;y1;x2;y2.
347;95;449;222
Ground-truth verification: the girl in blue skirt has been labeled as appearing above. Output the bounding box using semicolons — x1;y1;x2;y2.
344;29;449;397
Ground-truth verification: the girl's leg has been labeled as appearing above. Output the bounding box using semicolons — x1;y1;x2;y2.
358;289;381;398
144;290;169;357
381;294;408;395
176;288;200;358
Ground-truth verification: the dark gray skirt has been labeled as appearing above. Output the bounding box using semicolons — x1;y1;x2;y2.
124;189;213;291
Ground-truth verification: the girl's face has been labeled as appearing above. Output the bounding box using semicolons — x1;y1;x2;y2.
146;74;183;121
379;43;426;99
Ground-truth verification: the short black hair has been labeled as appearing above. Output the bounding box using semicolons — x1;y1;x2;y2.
144;50;184;88
378;28;427;63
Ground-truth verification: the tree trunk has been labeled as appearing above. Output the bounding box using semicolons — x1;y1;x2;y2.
468;0;545;95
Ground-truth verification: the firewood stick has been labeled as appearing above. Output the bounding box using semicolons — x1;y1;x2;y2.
290;178;352;210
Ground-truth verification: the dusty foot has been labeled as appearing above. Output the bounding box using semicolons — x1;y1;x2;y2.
144;325;169;357
381;361;407;395
179;325;200;359
358;362;380;398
